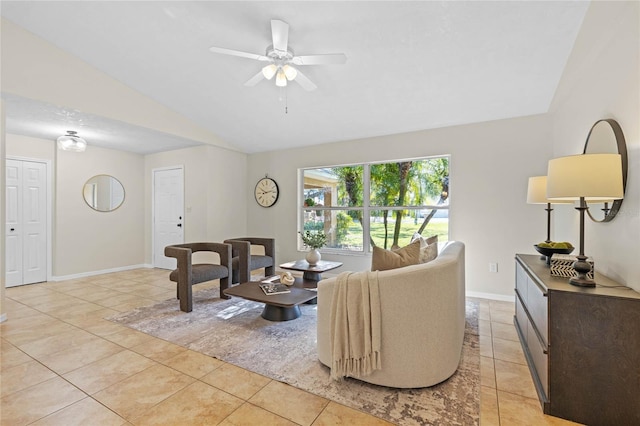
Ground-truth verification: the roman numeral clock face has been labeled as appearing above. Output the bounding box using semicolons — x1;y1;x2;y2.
255;177;279;207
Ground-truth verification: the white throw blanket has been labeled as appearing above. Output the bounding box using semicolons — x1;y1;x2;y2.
329;271;382;380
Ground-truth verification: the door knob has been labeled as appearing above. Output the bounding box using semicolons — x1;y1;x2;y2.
177;223;182;227
10;228;15;231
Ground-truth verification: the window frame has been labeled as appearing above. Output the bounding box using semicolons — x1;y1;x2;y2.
299;155;450;254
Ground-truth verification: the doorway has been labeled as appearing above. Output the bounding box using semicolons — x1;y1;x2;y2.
152;166;184;269
5;158;49;287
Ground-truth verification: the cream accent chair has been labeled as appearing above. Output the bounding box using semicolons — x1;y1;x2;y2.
316;241;466;388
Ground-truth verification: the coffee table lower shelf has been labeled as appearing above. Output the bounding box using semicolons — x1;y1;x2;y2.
223;280;318;321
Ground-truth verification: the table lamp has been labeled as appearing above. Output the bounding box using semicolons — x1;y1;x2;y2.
527;176;571;243
546;153;623;287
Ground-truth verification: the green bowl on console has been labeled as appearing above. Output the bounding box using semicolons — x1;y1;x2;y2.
534;244;574;265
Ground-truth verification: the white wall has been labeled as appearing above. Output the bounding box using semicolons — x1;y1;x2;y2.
144;144;248;264
1;18;232;150
247;114;553;298
549;1;639;290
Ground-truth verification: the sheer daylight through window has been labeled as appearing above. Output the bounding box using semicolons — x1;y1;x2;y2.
301;156;449;253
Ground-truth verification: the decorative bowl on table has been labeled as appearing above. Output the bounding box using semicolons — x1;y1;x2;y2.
534;243;574;265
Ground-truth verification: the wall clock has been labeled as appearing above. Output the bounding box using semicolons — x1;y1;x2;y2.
255;177;279;207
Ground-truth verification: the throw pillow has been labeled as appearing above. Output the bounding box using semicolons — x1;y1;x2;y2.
371;239;421;271
410;232;439;263
420;240;438;263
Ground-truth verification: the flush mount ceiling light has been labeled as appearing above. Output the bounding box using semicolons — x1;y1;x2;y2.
57;130;87;152
210;19;347;91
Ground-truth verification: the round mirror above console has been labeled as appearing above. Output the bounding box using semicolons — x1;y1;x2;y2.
582;119;628;222
83;175;125;212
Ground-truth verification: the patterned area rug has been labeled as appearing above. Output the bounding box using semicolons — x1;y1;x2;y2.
109;287;480;425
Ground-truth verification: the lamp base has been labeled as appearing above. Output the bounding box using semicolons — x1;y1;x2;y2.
569;276;596;287
570;255;596;287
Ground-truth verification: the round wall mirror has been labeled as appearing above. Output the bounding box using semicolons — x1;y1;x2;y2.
83;175;125;212
582;119;628;222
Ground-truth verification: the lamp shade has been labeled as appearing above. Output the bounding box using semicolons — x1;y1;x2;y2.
261;64;277;80
527;176;572;204
547;153;623;201
282;64;297;81
56;131;87;152
275;69;287;87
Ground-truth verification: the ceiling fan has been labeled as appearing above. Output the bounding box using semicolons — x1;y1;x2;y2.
209;19;347;91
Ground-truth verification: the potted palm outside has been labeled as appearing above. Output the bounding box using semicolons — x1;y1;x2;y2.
299;230;327;266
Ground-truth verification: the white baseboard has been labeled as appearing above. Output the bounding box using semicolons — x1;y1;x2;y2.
51;264;152;282
0;313;7;323
466;291;515;302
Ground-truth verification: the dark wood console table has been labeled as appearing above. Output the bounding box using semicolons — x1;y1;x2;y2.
514;254;640;425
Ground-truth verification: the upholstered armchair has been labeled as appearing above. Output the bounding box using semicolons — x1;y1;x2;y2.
223;237;275;283
316;241;466;388
165;242;232;313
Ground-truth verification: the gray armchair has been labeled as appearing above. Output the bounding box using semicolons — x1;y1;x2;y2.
165;242;232;313
224;237;275;283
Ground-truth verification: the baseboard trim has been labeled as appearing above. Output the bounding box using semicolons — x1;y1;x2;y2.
0;313;7;323
466;291;515;302
51;264;153;282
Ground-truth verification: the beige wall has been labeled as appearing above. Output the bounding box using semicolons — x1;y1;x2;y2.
3;0;636;299
247;114;553;298
5;135;248;279
549;1;639;290
246;0;640;298
144;145;248;265
5;134;146;278
54;144;145;276
5;134;56;160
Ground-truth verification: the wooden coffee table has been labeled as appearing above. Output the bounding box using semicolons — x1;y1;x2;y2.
223;277;318;321
279;259;343;282
279;260;343;305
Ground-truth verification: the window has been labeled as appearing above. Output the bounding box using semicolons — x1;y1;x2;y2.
300;156;449;253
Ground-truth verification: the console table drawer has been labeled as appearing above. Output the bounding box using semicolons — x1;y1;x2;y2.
526;274;548;345
515;293;528;342
516;262;528;300
527;319;548;399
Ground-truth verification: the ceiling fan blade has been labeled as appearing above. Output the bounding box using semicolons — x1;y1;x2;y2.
209;46;269;61
292;53;347;66
271;20;289;53
244;70;265;87
293;70;317;91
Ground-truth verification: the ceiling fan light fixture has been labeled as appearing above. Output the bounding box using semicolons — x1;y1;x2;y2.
261;64;278;80
57;130;87;152
282;64;297;81
275;69;287;87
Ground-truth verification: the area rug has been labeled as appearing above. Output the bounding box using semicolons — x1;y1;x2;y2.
109;287;480;425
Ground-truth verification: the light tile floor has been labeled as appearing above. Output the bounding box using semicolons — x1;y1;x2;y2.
1;268;581;425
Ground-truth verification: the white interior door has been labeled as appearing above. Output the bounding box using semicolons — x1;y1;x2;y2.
5;159;47;287
6;160;23;286
153;167;184;269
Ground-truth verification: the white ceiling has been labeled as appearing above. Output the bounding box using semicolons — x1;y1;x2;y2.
1;1;589;154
